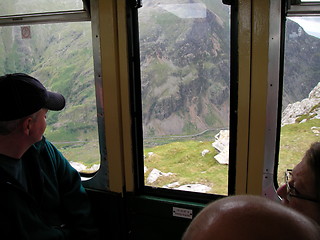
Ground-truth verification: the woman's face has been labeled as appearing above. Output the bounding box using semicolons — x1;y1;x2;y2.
277;158;320;224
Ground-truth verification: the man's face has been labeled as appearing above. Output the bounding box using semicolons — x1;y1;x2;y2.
29;108;48;143
277;158;320;224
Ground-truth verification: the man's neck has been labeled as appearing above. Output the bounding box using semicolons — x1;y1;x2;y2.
0;135;31;159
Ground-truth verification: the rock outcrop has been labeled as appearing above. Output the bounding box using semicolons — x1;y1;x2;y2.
212;129;229;164
282;82;320;126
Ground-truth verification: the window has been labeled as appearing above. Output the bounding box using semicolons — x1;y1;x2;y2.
0;0;83;16
0;2;101;175
137;1;231;195
278;14;320;185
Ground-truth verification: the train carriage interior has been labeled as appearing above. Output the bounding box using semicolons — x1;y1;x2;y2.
1;0;320;239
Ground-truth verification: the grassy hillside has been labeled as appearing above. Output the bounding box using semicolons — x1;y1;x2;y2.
277;119;320;185
142;119;320;195
0;20;100;170
52;141;100;168
2;0;319;187
43;114;320;193
144;140;228;195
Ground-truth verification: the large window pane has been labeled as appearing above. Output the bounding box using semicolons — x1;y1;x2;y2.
139;0;230;195
0;22;100;173
278;16;320;185
0;0;83;16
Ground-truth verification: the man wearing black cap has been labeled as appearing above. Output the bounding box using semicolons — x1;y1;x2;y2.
0;73;99;239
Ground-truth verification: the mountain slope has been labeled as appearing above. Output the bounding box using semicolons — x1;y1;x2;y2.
139;0;230;136
1;1;320;140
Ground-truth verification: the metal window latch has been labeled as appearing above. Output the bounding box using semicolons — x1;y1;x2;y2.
222;0;232;6
130;0;142;9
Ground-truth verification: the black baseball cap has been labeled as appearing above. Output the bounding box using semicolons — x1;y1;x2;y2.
0;73;65;121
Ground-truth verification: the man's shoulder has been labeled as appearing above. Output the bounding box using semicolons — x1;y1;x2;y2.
27;137;62;163
33;136;49;148
29;137;71;172
32;137;59;154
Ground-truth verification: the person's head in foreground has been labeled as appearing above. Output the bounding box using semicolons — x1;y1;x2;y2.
277;142;320;224
182;195;320;240
0;73;65;158
0;73;99;239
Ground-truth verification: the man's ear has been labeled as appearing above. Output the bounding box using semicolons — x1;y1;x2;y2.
21;117;33;136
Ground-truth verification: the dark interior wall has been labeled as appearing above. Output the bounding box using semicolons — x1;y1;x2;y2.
87;189;128;240
87;189;204;240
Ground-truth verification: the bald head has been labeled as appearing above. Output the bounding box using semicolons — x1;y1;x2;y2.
183;195;320;240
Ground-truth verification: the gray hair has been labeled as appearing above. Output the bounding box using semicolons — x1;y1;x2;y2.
0;112;38;135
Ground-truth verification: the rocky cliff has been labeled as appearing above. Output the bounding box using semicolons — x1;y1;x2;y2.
139;1;320;137
282;81;320;126
1;0;320;140
139;0;230;136
283;19;320;107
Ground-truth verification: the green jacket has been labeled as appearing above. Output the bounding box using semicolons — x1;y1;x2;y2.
0;137;99;240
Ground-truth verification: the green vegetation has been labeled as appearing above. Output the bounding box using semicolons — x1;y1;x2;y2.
144;140;228;195
54;141;100;168
42;116;320;196
0;19;99;170
277;119;320;185
141;119;320;196
2;0;319;194
182;122;198;135
204;110;222;126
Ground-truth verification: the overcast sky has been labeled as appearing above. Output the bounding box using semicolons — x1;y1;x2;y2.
289;17;320;38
